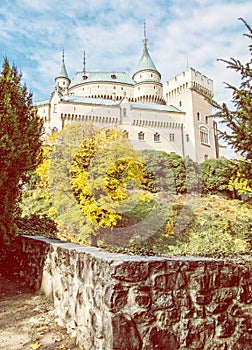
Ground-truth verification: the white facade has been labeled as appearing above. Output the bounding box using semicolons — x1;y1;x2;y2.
35;35;219;162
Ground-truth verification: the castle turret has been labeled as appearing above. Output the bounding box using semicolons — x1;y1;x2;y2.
132;23;164;104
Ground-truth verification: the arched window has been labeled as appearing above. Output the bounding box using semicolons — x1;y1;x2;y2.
138;131;145;141
200;126;209;145
154;132;160;142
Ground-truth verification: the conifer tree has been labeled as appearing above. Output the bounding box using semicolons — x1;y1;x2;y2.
213;18;252;160
0;58;43;244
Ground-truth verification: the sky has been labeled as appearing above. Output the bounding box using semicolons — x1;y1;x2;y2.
0;0;251;106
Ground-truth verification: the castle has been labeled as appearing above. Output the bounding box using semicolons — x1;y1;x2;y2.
35;27;220;162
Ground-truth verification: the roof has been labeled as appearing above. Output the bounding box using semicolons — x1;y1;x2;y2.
34;99;50;106
56;51;69;80
61;95;120;106
130;102;182;113
69;71;135;89
135;47;158;73
61;95;182;113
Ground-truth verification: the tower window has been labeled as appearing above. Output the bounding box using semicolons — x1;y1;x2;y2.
123;108;127;117
63;81;65;85
197;112;200;121
111;74;116;79
179;101;182;107
200;126;209;145
138;131;145;141
186;134;189;142
205;116;208;124
169;133;175;142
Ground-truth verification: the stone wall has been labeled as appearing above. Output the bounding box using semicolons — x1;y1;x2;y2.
15;235;252;350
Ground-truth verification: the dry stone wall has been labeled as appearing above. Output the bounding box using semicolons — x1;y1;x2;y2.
16;235;252;350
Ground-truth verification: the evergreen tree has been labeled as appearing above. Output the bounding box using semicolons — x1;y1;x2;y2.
213;18;252;160
0;58;43;244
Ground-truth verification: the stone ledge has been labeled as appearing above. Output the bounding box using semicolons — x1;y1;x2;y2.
16;235;252;350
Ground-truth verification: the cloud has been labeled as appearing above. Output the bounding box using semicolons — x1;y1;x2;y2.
0;0;251;105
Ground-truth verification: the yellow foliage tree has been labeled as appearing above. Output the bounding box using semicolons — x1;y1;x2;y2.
70;128;147;245
228;159;252;199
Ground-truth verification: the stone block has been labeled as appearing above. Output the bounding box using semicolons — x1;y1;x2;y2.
154;271;186;290
112;262;149;282
111;313;142;350
104;284;129;312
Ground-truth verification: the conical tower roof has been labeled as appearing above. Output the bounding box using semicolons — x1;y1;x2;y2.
56;49;69;79
136;42;157;72
135;23;159;74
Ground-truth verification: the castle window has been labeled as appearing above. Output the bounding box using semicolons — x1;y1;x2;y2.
169;133;175;142
111;74;116;79
186;134;189;142
205;116;208;124
53;104;57;113
197;112;200;121
63;81;65;85
123;130;129;138
179;101;182;107
114;86;116;89
83;75;88;80
204;154;209;160
138;131;145;141
200;126;209;145
123;108;127;117
154;132;160;142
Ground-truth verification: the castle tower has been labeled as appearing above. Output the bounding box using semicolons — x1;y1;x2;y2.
55;49;70;92
164;68;218;162
132;23;164;104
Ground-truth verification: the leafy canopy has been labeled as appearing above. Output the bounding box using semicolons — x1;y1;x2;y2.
0;58;43;244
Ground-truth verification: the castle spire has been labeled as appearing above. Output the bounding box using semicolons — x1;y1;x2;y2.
134;21;159;74
83;50;86;74
57;49;69;79
143;20;148;50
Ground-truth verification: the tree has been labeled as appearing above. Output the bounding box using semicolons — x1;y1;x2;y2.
213;18;252;160
228;158;252;199
0;58;43;244
70;128;148;246
142;150;201;194
200;158;235;196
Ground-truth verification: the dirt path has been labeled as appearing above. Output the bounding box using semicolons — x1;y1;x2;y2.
0;251;82;350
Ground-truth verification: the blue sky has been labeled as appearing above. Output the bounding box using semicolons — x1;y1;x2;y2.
1;0;251;106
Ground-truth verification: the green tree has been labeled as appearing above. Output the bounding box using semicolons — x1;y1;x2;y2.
142;150;201;194
200;158;235;196
0;58;43;244
213;18;252;160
